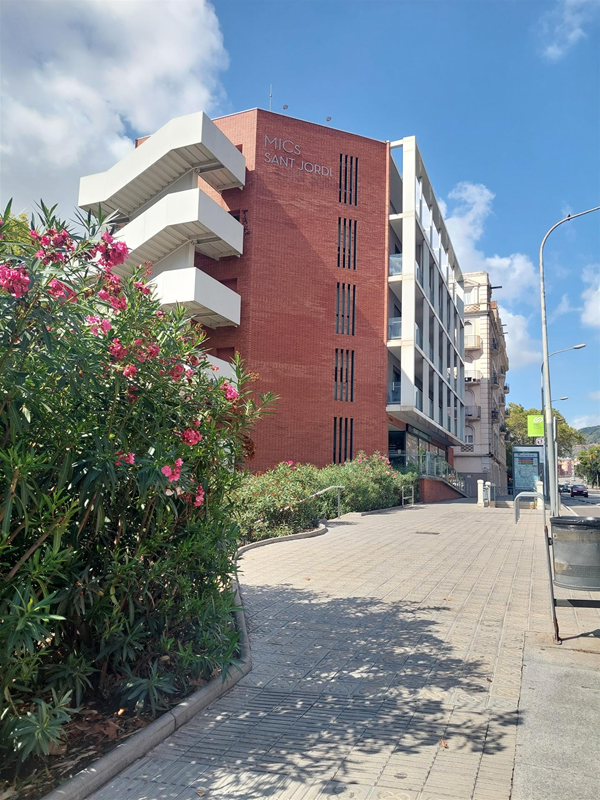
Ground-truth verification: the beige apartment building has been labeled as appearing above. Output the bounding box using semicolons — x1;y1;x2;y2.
453;272;509;496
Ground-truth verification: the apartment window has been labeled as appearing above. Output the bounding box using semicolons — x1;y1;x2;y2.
339;154;359;205
337;218;357;269
334;348;355;401
465;426;474;444
336;282;356;335
333;416;354;463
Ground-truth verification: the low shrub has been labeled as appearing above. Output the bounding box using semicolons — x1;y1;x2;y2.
235;452;418;542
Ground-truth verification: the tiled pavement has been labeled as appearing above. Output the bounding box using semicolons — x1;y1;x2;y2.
89;501;600;800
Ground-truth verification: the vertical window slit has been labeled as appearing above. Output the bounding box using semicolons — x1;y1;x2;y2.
354;157;359;205
352;286;356;335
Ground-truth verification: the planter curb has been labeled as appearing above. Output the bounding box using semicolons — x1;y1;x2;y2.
237;522;328;555
42;581;251;800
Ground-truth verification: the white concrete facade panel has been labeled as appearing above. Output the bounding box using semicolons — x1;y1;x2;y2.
116;188;244;266
151;266;241;329
79;111;245;217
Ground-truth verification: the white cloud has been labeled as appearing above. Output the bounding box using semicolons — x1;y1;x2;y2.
0;0;228;217
550;292;580;322
590;391;600;400
572;414;600;429
444;182;539;307
539;0;600;61
581;266;600;327
497;306;542;369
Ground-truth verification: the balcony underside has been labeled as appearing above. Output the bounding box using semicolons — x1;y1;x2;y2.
116;188;243;269
386;404;462;447
151;266;240;329
79;111;245;217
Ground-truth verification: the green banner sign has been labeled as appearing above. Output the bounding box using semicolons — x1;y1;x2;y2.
527;415;544;437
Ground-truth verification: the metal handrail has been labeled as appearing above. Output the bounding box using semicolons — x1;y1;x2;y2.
514;490;559;641
253;485;345;525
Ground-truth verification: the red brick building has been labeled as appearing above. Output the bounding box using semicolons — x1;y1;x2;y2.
80;109;466;486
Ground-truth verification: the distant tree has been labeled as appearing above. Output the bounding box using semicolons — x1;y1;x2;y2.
577;445;600;487
505;402;585;460
1;208;30;248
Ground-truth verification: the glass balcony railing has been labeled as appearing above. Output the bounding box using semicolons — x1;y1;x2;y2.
389;254;403;276
388;318;402;340
415;387;423;411
415;325;423;348
388;451;466;495
415;261;423;286
387;381;401;404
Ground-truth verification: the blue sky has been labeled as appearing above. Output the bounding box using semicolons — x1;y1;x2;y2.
2;0;599;427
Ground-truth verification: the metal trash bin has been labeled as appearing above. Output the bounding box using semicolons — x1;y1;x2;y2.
551;516;600;590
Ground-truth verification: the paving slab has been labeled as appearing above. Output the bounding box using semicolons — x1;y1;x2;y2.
85;502;600;800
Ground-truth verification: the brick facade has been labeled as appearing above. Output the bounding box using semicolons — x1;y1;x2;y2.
196;110;389;471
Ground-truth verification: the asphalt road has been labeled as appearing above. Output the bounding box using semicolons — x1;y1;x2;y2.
560;487;600;518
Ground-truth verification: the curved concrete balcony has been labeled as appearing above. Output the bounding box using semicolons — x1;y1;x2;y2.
116;188;243;268
79;112;245;218
152;267;240;329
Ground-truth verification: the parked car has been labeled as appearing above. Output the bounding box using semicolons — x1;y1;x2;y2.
570;484;588;498
559;484;570;493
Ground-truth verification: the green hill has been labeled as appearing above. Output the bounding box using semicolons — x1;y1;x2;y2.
579;425;600;444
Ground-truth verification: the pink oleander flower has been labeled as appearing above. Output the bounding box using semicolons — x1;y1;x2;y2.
194;486;205;507
161;458;183;483
108;338;127;360
109;294;127;312
169;364;185;381
0;264;30;298
35;250;44;259
180;428;203;446
124;452;135;465
222;380;239;401
191;417;201;428
101;231;114;244
286;460;294;466
134;280;150;295
30;229;40;240
98;288;110;302
100;318;112;334
146;342;160;358
86;315;101;336
156;310;165;318
123;364;137;378
185;368;194;379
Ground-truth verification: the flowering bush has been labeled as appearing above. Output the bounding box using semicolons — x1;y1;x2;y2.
0;202;273;771
235;453;418;542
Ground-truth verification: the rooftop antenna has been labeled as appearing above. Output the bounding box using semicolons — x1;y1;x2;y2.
269;84;272;111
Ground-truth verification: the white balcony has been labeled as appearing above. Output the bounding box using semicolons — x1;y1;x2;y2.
116;188;243;268
79;111;245;218
152;267;240;329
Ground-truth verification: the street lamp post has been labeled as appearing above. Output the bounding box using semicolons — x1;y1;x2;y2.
539;206;599;518
539;348;585;514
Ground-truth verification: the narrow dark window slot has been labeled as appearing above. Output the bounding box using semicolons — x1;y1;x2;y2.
350;351;355;402
352;220;357;269
354;157;359;205
349;418;354;459
348;156;353;206
336;282;340;333
344;155;348;204
352;286;356;335
333;418;337;464
338;154;343;203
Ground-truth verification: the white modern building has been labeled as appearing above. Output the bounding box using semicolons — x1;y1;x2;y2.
452;272;509;495
387;137;466;462
79;112;246;380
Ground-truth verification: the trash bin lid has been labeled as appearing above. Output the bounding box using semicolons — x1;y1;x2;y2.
550;516;600;528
